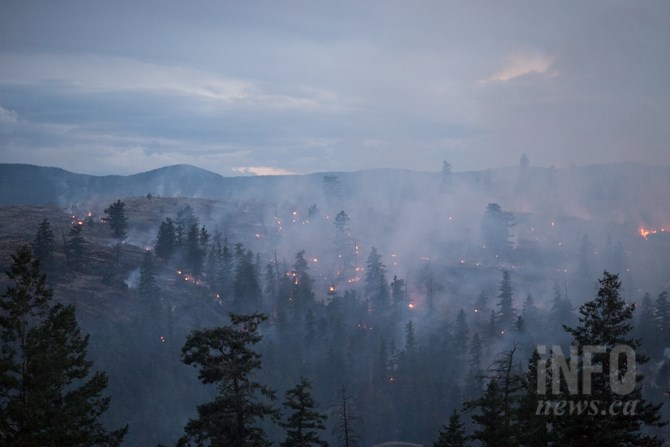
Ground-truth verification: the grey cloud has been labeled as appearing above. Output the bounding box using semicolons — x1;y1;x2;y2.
0;1;668;174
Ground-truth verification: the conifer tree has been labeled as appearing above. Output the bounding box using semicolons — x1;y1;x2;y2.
233;249;263;313
553;272;666;446
332;388;360;447
178;313;276;447
453;309;469;359
280;378;328;447
434;410;466;447
634;293;658;357
515;350;549;446
468;379;516;447
103;199;128;239
154;217;176;260
0;246;126;446
66;221;87;270
185;223;204;278
364;247;389;313
139;251;160;311
292;250;315;312
31;218;56;271
333;211;354;277
655;291;670;350
497;270;515;329
481;203;514;256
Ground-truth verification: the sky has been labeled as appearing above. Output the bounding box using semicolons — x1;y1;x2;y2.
0;0;668;176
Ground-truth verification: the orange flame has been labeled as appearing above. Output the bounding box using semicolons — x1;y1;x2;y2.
640;227;667;239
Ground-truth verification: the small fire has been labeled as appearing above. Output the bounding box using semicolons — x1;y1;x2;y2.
159;336;166;343
408;302;415;310
328;285;336;294
639;227;666;239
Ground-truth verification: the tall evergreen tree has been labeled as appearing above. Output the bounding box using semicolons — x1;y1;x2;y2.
154;217;176;260
434;410;466;447
233;249;263;313
0;246;126;446
468;379;516;447
103;199;128;239
332;388;360;447
292;250;315;312
634;293;658;357
65;222;87;270
453;309;469;359
280;378;327;447
178;313;276;447
521;293;539;329
31;218;56;271
497;270;515;329
481;203;514;257
655;291;670;350
515;350;549;446
364;247;389;314
553;272;666;446
139;251;160;311
185;223;204;278
333;211;354;278
175;206;198;248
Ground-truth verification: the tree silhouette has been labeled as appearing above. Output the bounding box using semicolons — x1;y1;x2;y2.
178;313;276;447
280;378;328;447
103;199;128;240
0;246;127;446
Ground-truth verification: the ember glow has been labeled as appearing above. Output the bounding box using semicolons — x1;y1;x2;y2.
639;227;667;239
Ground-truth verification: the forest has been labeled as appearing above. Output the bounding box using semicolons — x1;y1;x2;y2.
1;167;669;446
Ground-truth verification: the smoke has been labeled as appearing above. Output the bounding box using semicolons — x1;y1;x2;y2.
124;267;140;289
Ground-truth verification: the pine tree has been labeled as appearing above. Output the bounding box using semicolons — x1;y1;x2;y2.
0;246;126;446
65;222;87;270
515;350;549;446
434;410;466;447
332;388;360;447
185;223;204;278
139;251;160;310
364;247;389;314
481;203;514;257
31;218;56;271
292;250;315;312
521;293;539;329
468;379;516;447
655;291;670;350
154;217;176;260
453;309;469;358
233;249;263;313
466;347;524;447
553;272;666;446
390;275;406;308
549;282;573;333
103;199;128;239
333;211;354;277
280;378;328;447
178;313;276;447
634;293;658;357
497;270;515;330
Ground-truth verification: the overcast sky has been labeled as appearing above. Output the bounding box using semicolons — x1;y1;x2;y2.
0;1;668;176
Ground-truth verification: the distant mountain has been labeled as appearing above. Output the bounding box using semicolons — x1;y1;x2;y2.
1;163;669;227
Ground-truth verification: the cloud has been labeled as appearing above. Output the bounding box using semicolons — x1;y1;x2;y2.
0;53;341;111
483;53;555;83
0;105;18;123
232;166;297;176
